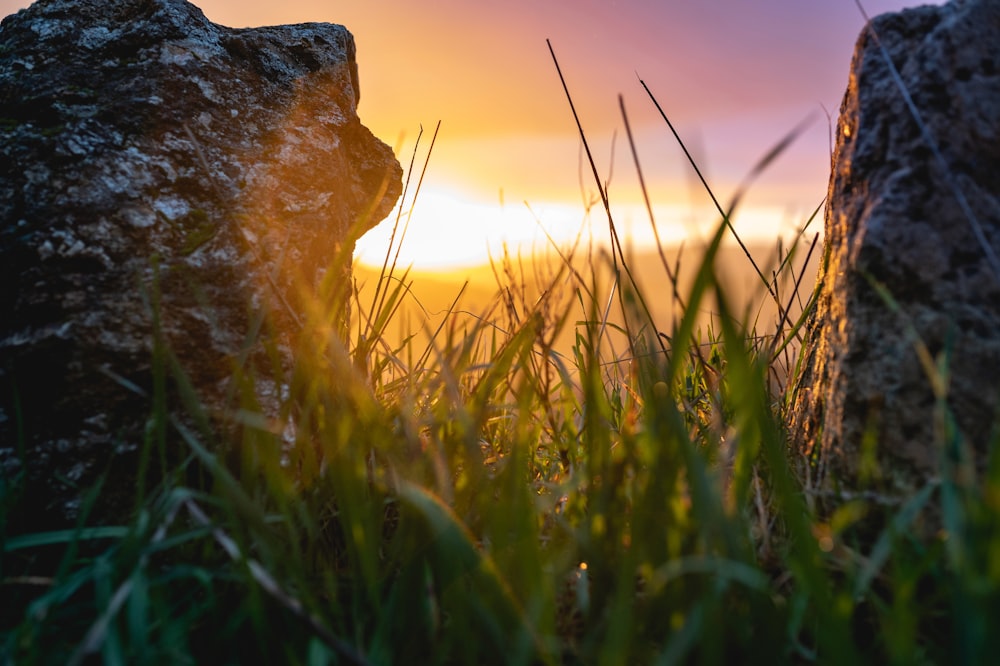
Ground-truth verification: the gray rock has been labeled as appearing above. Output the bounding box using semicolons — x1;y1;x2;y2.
788;0;1000;502
0;0;402;528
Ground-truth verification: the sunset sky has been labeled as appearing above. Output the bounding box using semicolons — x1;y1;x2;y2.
2;0;942;269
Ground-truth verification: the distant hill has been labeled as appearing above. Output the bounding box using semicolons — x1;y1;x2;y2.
352;236;822;369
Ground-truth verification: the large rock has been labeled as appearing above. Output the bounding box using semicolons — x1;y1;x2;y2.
789;0;1000;501
0;0;402;528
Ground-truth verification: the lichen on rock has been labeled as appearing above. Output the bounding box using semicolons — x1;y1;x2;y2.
788;0;1000;507
0;0;402;529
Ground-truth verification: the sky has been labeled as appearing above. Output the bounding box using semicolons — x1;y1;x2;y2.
1;0;943;269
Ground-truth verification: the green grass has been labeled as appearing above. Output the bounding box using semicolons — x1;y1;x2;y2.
4;64;1000;666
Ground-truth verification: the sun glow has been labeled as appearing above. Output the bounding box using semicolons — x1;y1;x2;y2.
354;186;588;271
354;185;815;272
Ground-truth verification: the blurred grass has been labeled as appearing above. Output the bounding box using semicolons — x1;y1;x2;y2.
3;61;1000;666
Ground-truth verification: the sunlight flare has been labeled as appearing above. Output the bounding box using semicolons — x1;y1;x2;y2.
354;185;812;271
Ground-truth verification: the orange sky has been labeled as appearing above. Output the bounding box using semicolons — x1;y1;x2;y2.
1;0;942;269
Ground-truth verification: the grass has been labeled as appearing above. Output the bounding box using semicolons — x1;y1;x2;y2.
4;53;1000;666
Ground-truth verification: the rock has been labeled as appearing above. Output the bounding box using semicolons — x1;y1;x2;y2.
0;0;402;529
788;0;1000;504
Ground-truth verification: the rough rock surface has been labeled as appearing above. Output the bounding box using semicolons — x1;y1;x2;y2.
789;0;1000;500
0;0;402;529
